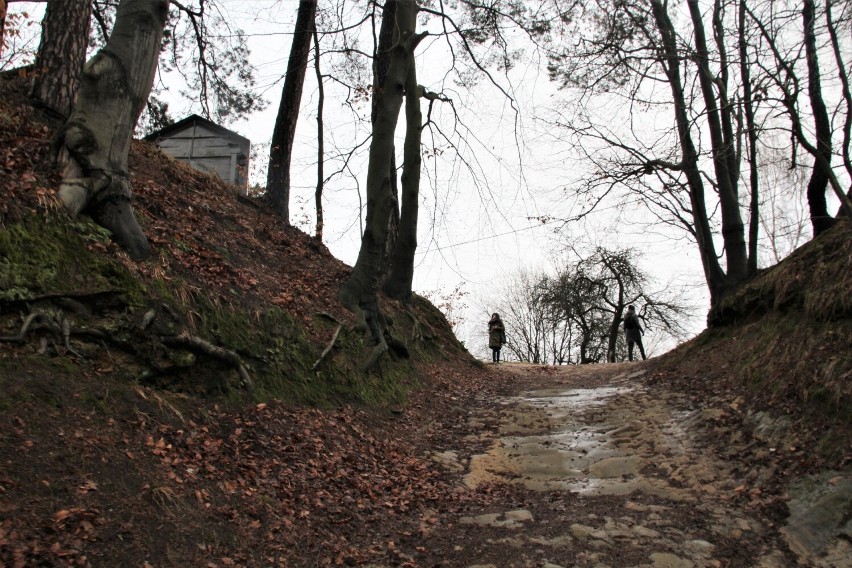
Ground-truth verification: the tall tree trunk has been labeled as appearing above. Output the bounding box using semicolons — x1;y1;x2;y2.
373;0;400;276
650;0;727;306
55;0;170;260
313;28;324;241
826;0;852;205
339;0;423;369
802;0;835;236
687;0;748;284
382;53;421;302
265;0;317;223
739;0;760;274
29;0;93;117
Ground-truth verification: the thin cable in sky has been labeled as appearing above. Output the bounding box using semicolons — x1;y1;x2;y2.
415;218;562;256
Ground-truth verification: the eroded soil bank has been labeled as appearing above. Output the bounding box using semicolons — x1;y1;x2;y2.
416;362;851;568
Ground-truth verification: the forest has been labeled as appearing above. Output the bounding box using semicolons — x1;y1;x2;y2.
2;0;850;366
0;1;851;566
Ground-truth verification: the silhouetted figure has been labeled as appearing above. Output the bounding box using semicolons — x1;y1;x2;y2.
488;313;506;363
623;305;646;361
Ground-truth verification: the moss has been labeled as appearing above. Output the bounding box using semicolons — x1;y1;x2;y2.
0;213;430;409
0;213;146;305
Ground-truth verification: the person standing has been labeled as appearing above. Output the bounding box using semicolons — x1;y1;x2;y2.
623;305;646;361
488;313;506;363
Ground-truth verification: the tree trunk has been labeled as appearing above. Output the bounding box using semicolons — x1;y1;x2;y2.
29;0;93;117
803;0;835;236
825;0;852;215
55;0;170;260
650;0;727;306
0;1;7;59
313;27;324;241
382;53;421;302
265;0;317;223
686;0;748;285
373;0;401;277
339;0;422;368
739;0;760;275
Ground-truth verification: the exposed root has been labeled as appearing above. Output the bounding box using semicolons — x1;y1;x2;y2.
360;341;389;373
312;324;342;371
316;312;340;324
61;317;85;359
163;333;253;389
2;302;252;389
0;312;51;342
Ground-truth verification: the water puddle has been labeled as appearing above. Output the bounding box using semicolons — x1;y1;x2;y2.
464;384;690;500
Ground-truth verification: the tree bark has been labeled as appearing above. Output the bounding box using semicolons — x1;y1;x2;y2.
29;0;93;118
803;0;835;235
739;0;760;275
825;0;852;202
55;0;170;260
0;1;7;59
265;0;317;223
313;27;325;241
650;0;727;306
373;0;401;277
382;54;421;302
686;0;748;285
339;0;423;366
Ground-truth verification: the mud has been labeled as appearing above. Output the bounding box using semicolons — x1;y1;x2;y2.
424;363;849;568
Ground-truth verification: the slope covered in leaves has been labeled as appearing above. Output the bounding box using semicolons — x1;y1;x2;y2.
0;74;501;566
653;219;852;470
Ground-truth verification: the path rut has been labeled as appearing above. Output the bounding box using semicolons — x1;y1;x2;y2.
418;362;850;568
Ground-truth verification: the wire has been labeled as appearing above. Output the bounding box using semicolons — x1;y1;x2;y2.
415;218;562;255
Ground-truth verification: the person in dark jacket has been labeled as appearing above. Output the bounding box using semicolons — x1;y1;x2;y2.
623;305;646;361
488;313;506;363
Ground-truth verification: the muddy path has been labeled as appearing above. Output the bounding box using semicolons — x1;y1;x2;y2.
410;362;850;568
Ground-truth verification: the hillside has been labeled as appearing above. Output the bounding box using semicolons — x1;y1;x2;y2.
2;73;851;567
0;75;498;566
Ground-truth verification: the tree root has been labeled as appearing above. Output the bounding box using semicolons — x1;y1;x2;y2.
360;341;389;373
0;310;86;358
2;303;253;390
312;324;342;370
0;312;51;343
163;333;254;389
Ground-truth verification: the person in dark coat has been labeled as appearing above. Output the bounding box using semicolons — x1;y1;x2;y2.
623;305;646;361
488;313;506;363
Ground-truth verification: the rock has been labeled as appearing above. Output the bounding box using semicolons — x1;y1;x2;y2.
459;509;533;528
685;539;715;555
588;455;644;478
633;525;662;539
504;509;534;522
649;552;694;568
432;450;464;472
781;472;852;563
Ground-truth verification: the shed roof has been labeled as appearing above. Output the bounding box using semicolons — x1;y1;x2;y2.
144;114;250;146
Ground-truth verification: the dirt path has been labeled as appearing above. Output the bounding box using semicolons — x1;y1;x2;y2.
412;362;823;568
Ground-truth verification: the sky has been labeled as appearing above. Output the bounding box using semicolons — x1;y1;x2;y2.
5;0;714;357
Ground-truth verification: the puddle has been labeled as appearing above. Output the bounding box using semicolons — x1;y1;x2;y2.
464;385;690;499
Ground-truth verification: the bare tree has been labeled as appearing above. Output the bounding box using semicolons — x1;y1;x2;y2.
266;0;318;223
313;27;325;241
802;0;836;235
541;0;851;312
490;270;562;364
544;247;689;363
744;1;852;224
338;0;424;370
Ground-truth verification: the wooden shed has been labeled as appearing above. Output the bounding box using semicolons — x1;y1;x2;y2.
145;115;250;192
